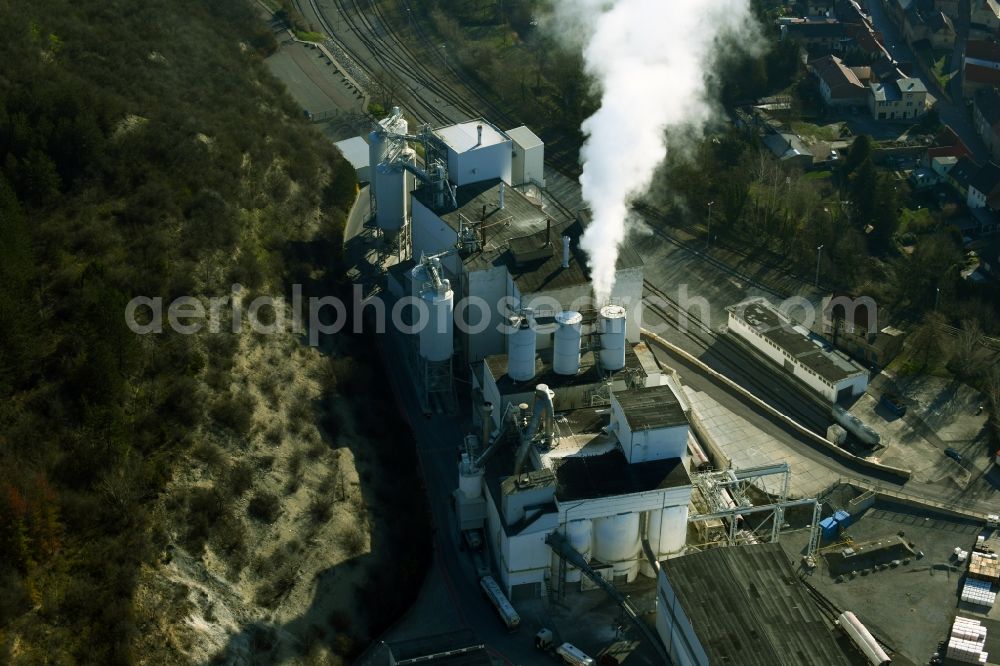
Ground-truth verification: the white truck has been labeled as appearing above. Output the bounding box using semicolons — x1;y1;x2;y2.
536;629;596;666
480;575;520;632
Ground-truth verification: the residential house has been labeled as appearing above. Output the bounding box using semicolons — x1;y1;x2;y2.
820;296;905;368
969;206;1000;234
802;0;836;16
925;126;973;162
781;19;849;52
762;132;815;169
971;0;1000;32
967;161;1000;208
964;40;1000;97
948;156;982;197
973;88;1000;161
810;55;869;107
904;9;956;49
868;77;928;119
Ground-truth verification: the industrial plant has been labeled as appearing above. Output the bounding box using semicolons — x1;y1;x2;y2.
354;108;958;665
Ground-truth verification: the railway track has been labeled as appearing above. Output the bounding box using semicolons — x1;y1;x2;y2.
643;279;828;432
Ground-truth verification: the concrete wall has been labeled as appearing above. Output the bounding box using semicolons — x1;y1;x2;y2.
411;197;460;273
465;264;513;363
610;392;689;463
448;141;512;187
656;571;709;666
511;140;544;187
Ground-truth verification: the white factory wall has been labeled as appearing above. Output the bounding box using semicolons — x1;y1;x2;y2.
511;139;544;187
465;265;513;363
656;573;708;666
447;141;512;187
726;310;868;403
485;488;558;596
410;197;461;274
485;487;511;592
610;394;689;464
555;487;691;524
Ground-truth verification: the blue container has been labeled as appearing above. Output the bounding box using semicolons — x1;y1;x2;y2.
820;517;839;541
833;510;851;527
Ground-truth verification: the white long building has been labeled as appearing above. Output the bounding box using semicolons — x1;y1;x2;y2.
727;298;869;403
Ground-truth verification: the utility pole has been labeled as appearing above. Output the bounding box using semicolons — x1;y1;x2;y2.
707;201;715;250
815;244;824;287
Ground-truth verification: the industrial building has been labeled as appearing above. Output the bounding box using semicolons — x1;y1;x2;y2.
363;109;828;659
727;298;869;403
655;543;853;666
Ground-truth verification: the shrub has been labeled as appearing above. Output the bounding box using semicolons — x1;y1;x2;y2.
211;394;254;436
226;460;254;497
247;491;280;523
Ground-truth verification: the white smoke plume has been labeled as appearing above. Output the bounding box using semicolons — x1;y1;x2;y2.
550;0;760;302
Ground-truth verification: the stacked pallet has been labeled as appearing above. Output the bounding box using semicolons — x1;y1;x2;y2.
947;617;989;664
961;578;997;608
969;551;1000;583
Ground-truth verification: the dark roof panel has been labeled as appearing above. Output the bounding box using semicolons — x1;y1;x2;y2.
661;544;853;666
553;450;689;501
614;384;688;431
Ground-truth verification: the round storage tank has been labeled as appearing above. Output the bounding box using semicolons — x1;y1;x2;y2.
647;505;688;557
553;311;583;376
507;314;537;381
564;519;592;583
375;162;406;231
593;513;640;563
419;280;454;362
599;305;627;371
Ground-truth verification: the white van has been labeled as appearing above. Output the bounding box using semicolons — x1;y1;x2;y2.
556;642;595;666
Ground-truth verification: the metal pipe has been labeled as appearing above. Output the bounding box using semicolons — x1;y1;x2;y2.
561;236;570;268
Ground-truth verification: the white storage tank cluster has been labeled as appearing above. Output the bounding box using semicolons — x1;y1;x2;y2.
593;513;641;581
599;305;627;372
507;312;537;382
370;107;411;232
411;258;454;363
553;311;583;376
375;161;407;231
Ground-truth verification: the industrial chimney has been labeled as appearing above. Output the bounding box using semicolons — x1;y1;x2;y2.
499;181;505;209
477;124;483;146
561;236;571;269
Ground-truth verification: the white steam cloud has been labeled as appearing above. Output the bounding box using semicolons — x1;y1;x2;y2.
551;0;760;302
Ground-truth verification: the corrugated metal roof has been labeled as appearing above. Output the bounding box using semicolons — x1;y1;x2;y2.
613;384;688;431
661;543;852;666
553;449;689;501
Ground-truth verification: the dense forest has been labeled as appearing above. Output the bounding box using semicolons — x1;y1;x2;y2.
0;0;428;663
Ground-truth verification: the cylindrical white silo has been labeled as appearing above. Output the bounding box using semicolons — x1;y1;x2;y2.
592;513;640;564
507;314;537;381
375;162;406;231
647;505;688;557
459;468;482;498
563;519;593;583
553;311;583;376
599;304;627;372
419;278;453;362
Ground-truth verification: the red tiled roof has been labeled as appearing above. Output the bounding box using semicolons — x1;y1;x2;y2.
966;62;1000;85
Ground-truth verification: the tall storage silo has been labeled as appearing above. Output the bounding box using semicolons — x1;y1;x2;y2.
599;305;627;372
553;311;583;376
507;313;537;381
375;161;407;231
593;513;641;564
564;519;593;583
646;505;688;558
411;258;454;363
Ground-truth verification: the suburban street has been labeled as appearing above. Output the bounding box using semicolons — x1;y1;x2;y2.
864;0;990;161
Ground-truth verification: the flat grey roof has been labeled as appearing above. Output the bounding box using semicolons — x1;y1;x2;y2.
613;384;688;430
553;449;689;501
506;125;543;150
434;119;508;152
412;181;641;293
661;543;852;666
